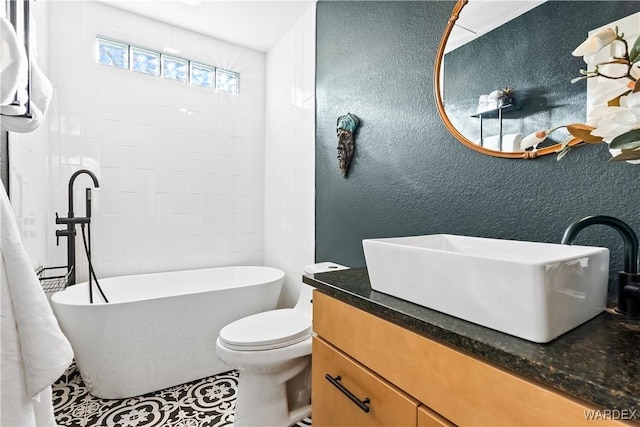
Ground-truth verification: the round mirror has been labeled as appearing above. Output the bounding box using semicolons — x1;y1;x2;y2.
433;0;638;159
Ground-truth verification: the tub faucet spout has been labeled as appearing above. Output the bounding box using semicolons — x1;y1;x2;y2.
67;169;100;218
561;215;640;316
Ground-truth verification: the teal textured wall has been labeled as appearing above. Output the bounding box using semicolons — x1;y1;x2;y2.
315;1;640;301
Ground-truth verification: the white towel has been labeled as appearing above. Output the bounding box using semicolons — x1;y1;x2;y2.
0;85;29;116
0;11;53;133
0;15;28;107
1;84;28;113
1;60;53;132
1;182;74;426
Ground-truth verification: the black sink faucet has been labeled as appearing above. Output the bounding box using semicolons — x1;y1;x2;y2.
561;215;640;316
55;169;100;286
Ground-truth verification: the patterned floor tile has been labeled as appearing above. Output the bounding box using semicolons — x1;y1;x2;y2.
52;363;311;427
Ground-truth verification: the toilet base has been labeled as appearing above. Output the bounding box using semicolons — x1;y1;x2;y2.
233;355;311;427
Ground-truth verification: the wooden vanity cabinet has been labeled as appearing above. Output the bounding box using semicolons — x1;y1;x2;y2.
312;337;419;426
312;291;628;427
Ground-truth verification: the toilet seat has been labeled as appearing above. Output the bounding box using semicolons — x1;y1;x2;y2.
219;309;312;351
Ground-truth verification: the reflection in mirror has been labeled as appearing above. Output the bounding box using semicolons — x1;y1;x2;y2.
435;0;640;159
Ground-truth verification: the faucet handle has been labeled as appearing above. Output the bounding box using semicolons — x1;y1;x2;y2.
55;229;63;246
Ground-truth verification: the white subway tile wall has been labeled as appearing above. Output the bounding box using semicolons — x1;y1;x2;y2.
10;1;316;298
48;1;265;281
264;7;316;308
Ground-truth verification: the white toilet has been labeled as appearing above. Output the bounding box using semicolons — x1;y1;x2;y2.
215;262;348;427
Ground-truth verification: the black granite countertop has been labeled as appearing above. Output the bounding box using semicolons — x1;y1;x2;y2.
304;267;640;414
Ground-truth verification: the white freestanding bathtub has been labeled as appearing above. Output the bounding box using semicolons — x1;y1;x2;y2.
51;266;284;399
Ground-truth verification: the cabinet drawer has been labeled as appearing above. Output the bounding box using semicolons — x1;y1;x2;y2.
312;336;418;426
418;405;455;427
313;291;626;426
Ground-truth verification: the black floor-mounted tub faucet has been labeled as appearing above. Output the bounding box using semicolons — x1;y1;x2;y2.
55;169;100;287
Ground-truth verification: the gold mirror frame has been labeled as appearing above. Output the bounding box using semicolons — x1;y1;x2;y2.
433;0;581;159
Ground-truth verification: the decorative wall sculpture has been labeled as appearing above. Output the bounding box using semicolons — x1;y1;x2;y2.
336;113;360;177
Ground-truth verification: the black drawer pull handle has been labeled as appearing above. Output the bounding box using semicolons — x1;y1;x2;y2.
325;374;371;413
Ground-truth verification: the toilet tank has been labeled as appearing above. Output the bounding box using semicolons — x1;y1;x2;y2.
296;262;349;313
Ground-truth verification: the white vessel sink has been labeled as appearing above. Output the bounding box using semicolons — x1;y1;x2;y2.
363;234;610;343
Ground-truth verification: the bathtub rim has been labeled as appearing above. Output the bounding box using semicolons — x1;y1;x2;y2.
50;265;285;307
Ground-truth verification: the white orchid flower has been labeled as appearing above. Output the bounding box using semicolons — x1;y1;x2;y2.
634;62;640;79
586;104;610;127
605;92;640;164
572;28;618;57
589;77;636;106
598;62;632;78
557;26;640;162
589;108;638;142
588;93;640;143
621;90;640;111
520;130;550;150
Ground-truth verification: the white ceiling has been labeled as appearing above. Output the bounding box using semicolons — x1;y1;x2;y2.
446;0;546;52
96;1;315;53
97;1;547;55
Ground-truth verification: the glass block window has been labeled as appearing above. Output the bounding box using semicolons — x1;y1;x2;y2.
190;62;215;88
96;38;128;69
216;69;240;94
94;37;240;94
161;55;188;82
131;47;160;76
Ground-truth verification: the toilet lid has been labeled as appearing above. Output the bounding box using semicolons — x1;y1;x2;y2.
219;309;312;351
